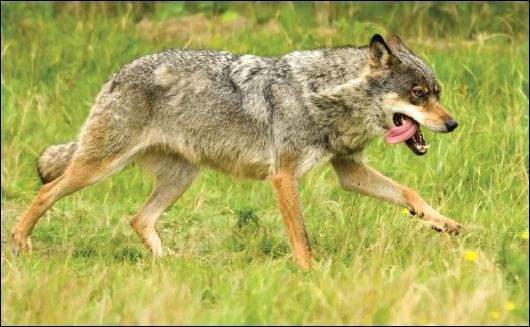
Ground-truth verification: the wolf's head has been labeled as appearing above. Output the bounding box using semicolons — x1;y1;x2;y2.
368;34;457;155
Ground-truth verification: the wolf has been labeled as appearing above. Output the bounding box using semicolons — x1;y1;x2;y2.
12;34;461;269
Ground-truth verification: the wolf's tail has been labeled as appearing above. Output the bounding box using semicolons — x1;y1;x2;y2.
37;141;78;184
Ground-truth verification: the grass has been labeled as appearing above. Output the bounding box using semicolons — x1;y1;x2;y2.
1;2;528;325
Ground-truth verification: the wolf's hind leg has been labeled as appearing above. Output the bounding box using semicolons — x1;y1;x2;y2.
131;153;198;257
332;157;462;234
12;151;135;253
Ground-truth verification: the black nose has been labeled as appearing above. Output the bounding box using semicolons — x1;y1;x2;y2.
445;118;458;132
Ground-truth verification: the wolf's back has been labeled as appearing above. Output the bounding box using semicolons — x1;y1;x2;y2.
37;141;77;184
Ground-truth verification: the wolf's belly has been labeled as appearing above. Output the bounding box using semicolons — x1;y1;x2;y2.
160;132;273;180
198;154;273;180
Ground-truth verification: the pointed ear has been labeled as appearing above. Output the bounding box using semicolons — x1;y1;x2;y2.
387;34;414;55
370;34;397;68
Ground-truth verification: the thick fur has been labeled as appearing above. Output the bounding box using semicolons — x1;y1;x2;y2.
17;34;461;268
37;142;78;184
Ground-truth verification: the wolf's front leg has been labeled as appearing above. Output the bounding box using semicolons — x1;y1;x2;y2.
331;157;462;234
270;170;318;270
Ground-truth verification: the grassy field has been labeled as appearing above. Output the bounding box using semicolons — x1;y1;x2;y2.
1;2;528;325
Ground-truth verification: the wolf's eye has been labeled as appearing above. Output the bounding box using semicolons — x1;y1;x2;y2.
413;90;424;97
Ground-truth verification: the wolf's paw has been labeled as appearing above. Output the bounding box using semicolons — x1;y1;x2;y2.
151;245;165;258
293;255;319;271
425;216;463;235
12;232;32;254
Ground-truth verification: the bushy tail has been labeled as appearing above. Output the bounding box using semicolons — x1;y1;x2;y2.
37;141;78;184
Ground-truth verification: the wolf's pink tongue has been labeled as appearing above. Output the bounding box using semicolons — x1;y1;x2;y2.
385;117;419;144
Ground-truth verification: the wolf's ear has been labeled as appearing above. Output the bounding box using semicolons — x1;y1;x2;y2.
387;34;414;55
370;34;398;68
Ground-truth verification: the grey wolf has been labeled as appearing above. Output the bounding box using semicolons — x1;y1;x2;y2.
12;34;461;269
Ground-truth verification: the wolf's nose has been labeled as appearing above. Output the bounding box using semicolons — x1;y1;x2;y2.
445;119;458;132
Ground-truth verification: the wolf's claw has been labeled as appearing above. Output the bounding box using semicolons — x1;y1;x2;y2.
428;218;463;235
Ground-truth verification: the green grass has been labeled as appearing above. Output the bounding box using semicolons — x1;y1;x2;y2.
1;2;528;325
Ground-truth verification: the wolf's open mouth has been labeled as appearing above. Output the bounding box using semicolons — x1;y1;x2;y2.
386;113;428;155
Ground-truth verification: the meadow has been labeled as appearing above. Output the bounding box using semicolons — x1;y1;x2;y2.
1;2;528;325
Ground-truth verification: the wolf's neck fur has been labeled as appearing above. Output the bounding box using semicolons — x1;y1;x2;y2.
284;46;371;92
283;47;386;156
